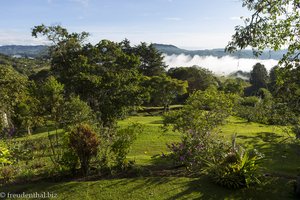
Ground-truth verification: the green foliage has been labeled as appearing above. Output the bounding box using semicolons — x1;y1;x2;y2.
273;63;300;114
61;96;96;128
0;65;28;130
168;66;219;94
8;140;36;164
68;124;100;175
111;123;143;169
34;76;64;125
133;42;167;76
226;0;300;114
221;78;246;95
32;25;147;127
250;63;268;88
235;95;268;123
165;87;235;134
0;53;50;76
226;0;300;58
143;75;187;110
204;135;264;189
236;90;298;125
0;144;12;165
0;165;15;183
292;123;300;139
60;149;79;173
164;87;236;169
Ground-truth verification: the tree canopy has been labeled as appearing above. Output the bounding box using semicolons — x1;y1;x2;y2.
226;0;300;62
32;25;147;126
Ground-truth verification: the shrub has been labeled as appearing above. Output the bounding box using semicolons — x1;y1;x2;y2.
61;96;96;128
111;123;143;170
167;132;228;170
292;124;300;139
60;149;79;174
68;124;100;175
204;135;264;189
0;144;13;165
163;87;236;170
0;165;15;183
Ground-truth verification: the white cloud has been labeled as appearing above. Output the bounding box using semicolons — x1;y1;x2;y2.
0;30;50;46
163;54;278;75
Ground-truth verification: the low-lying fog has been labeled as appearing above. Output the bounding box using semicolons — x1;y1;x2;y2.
163;54;279;75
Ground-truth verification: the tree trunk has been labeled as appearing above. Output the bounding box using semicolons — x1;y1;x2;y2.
81;157;90;176
27;126;31;135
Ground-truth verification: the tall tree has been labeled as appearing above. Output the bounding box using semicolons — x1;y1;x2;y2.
143;75;187;111
168;66;219;92
0;65;28;131
134;42;167;76
250;63;268;89
226;0;300;62
32;25;146;127
226;0;300;111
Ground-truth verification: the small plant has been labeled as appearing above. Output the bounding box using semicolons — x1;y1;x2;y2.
17;168;36;182
292;124;300;139
60;149;79;174
0;165;15;183
204;135;264;189
111;123;143;170
31;160;46;169
0;143;13;165
68;123;100;176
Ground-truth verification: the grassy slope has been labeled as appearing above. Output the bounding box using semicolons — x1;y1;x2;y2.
1;116;299;199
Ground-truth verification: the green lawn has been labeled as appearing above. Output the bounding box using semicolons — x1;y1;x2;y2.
1;115;299;199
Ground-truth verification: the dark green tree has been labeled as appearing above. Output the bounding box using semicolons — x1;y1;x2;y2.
134;42;167;76
0;65;28;131
222;78;246;95
168;66;218;92
226;0;300;113
143;75;187;111
226;0;300;60
32;25;147;127
250;63;268;89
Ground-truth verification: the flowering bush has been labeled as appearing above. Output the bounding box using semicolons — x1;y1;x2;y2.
164;87;236;170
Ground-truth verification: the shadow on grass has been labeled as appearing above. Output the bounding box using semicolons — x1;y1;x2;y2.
237;132;300;177
150;120;164;125
2;132;299;199
2;175;297;199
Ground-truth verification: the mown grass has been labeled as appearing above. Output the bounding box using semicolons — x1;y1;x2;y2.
1;115;299;199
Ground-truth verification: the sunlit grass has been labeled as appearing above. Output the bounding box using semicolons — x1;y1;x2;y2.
2;115;299;199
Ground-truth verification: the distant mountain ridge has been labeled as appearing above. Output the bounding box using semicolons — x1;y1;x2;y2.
153;43;286;60
0;45;48;58
0;44;286;60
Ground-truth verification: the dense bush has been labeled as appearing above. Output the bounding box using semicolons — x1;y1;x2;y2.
0;165;15;183
0;143;13;165
111;123;143;170
68;124;100;175
235;89;298;126
61;96;96;128
292;124;300;139
163;87;236;170
204;135;264;189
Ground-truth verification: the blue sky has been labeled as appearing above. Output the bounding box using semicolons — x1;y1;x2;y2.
0;0;250;49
